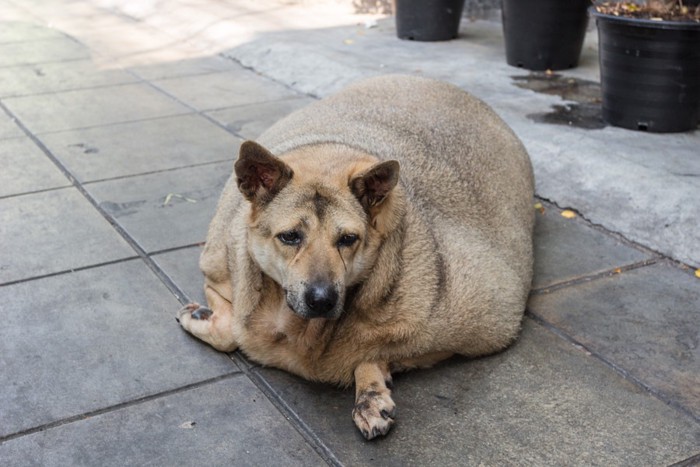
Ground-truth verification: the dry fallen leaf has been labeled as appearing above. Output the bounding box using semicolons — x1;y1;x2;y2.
613;268;622;274
534;202;545;214
163;193;197;206
695;269;700;279
560;209;577;219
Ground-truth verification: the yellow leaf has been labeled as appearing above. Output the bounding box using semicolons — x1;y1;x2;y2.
695;269;700;279
343;39;354;45
560;209;577;219
534;202;545;214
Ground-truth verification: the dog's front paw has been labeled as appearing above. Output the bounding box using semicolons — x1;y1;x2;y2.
352;389;396;440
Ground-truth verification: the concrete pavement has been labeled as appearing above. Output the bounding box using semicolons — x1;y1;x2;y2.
1;0;698;465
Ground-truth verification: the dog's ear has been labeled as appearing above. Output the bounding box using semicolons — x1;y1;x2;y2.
234;141;293;204
350;160;400;212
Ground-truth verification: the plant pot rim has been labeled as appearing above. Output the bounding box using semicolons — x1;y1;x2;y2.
589;6;700;29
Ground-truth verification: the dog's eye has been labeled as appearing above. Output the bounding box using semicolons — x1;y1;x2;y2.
277;230;303;246
337;234;359;248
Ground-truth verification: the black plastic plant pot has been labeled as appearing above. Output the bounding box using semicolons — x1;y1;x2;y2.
592;10;700;133
502;0;589;70
395;0;465;41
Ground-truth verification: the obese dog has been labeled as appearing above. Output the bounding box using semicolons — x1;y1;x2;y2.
177;75;534;440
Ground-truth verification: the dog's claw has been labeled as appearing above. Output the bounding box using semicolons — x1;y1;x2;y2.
177;303;212;322
191;306;213;320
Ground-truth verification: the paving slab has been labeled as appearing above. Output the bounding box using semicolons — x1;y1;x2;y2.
0;376;324;467
529;262;700;421
0;21;67;44
40;113;242;182
0;260;239;438
0;59;137;98
2;83;191;134
153;69;300;112
532;203;653;290
0;137;70;197
206;96;317;140
0;36;89;67
128;54;242;81
0;112;23;139
151;246;206;304
87;161;232;253
0;187;135;283
256;318;700;466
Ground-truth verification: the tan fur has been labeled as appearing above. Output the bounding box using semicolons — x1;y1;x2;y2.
178;75;534;439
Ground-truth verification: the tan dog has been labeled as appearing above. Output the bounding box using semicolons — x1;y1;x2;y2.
177;75;534;440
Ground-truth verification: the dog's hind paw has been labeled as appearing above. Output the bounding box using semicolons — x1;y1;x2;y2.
176;303;213;323
352;389;396;440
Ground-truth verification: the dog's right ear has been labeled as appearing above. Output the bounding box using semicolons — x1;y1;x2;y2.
234;141;293;204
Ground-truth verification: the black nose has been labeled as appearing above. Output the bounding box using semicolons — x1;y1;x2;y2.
304;282;338;316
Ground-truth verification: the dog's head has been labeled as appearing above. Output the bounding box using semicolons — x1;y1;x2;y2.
234;141;400;320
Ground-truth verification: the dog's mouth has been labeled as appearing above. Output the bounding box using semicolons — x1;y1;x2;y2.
285;285;343;320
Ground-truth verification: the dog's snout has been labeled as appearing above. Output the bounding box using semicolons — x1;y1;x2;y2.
304;282;338;316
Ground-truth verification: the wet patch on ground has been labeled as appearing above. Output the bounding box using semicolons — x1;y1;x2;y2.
513;73;606;130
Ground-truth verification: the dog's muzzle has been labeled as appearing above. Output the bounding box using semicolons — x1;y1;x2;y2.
285;281;343;320
303;281;338;317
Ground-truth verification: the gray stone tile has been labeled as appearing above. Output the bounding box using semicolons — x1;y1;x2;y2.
0;59;138;98
0;378;324;467
0;260;239;438
0;22;67;44
152;246;206;304
532;204;652;289
40;114;242;182
153;69;298;112
3;83;191;134
0;114;24;140
0;137;70;197
0;187;135;283
129;54;242;81
257;319;700;465
206;97;316;140
0;37;89;67
87;162;232;253
528;262;700;419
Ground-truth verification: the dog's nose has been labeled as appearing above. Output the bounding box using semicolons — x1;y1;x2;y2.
304;282;338;316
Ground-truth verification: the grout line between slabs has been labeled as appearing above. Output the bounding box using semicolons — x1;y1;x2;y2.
0;255;139;288
530;257;660;296
534;196;699;272
0;100;192;305
526;312;700;425
231;353;344;467
1;83;341;463
668;453;700;467
0;373;242;445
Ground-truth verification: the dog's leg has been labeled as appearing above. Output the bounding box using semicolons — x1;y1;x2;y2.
352;362;396;440
391;351;454;373
177;285;238;352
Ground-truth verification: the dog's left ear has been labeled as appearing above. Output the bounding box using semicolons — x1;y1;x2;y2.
350;160;400;212
235;141;293;204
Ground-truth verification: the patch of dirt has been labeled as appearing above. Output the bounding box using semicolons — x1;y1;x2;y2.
594;1;700;22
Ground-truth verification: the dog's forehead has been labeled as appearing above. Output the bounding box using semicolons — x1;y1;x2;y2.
263;182;364;228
